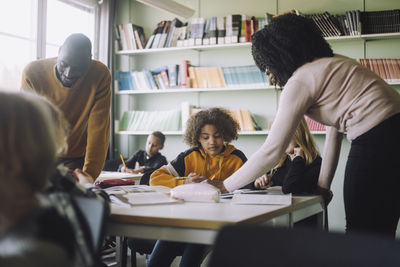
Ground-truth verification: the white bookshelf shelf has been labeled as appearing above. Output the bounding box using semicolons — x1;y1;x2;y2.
116;42;251;55
116;86;277;95
115;32;400;55
326;32;400;41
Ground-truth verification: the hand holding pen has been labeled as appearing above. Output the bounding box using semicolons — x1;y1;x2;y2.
179;172;207;184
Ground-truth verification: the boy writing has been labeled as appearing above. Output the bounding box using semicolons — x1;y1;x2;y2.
119;131;167;185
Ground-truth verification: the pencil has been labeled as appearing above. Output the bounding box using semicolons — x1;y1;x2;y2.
120;153;127;169
175;177;187;180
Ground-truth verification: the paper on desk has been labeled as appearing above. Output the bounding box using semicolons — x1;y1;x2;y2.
231;190;292;205
105;185;171;195
119;192;181;206
97;171;142;181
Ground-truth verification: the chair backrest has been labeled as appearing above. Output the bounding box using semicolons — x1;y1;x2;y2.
208;225;400;267
72;195;109;254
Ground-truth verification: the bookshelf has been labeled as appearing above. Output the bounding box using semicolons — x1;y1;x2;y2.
113;0;400;158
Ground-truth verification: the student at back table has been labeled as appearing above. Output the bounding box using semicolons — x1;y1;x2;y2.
119;131;167;185
148;107;247;267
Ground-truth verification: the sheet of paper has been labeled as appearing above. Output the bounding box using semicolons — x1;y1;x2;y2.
231;192;292;205
116;192;181;206
97;171;142;181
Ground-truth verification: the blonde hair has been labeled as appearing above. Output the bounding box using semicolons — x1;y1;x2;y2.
275;117;319;168
0;91;68;191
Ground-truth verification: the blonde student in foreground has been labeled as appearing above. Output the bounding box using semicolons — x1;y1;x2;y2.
148;107;247;267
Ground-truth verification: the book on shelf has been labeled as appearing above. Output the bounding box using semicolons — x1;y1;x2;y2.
216;16;225;44
359;58;400;83
165;17;183;47
151;20;166;48
305;116;326;132
158;20;172;48
119;109;181;131
181;102;261;132
115;63;271;91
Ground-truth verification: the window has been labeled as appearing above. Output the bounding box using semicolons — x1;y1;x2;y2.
0;0;98;91
0;0;37;90
46;0;96;58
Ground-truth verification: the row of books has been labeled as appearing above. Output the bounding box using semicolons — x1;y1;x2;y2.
304;116;326;132
115;9;400;51
115;23;146;51
359;58;400;83
119;109;181;131
116;63;269;91
119;103;262;132
305;9;400;37
115;14;271;51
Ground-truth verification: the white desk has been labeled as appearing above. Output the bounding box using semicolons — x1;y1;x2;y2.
106;195;324;245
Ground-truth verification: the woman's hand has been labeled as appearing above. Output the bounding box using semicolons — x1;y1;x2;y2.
206;179;228;193
314;186;334;206
254;174;272;189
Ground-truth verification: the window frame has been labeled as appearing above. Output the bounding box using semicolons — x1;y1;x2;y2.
37;0;100;60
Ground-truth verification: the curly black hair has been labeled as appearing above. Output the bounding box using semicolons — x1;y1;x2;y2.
251;13;334;86
183;108;239;147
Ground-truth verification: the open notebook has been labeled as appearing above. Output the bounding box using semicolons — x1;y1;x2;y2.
105;185;181;206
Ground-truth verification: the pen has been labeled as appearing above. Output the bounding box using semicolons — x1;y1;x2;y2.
120;153;127;169
176;174;191;180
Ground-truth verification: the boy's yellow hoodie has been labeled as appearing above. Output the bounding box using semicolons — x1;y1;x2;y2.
150;144;246;188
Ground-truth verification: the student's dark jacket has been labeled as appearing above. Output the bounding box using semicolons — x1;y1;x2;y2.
118;150;168;185
271;155;322;194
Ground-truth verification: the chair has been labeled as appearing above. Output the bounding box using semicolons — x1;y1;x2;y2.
72;195;110;257
120;237;156;267
208;225;400;267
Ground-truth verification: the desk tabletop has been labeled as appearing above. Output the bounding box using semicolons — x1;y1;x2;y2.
110;195;323;230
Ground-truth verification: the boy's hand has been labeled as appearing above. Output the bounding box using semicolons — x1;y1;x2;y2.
185;172;207;183
121;167;142;174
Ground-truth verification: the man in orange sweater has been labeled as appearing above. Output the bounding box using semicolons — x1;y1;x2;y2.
21;33;111;180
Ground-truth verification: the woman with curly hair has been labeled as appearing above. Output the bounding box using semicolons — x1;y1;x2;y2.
209;13;400;238
149;107;247;267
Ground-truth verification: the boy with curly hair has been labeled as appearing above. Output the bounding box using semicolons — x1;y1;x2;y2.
148;107;247;267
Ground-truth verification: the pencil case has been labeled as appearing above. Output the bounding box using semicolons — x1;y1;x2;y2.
94;179;136;189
